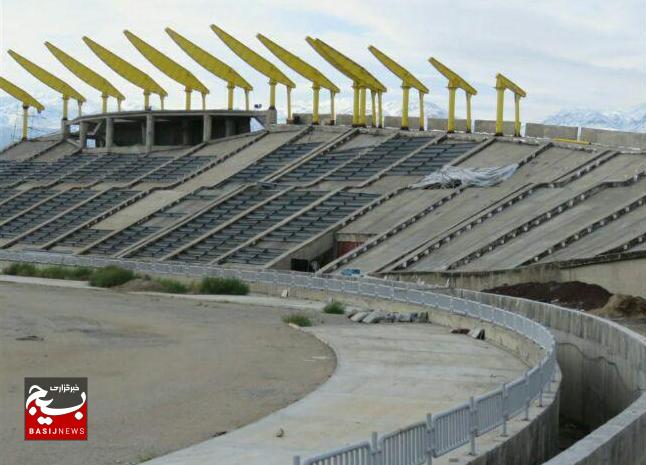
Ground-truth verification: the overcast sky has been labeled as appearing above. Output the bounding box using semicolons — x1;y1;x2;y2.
0;0;644;120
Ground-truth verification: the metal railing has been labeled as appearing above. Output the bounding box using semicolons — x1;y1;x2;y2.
0;250;557;465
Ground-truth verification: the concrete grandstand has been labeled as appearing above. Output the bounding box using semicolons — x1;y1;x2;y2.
0;116;643;298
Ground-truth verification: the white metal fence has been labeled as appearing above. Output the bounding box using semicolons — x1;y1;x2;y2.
0;250;557;465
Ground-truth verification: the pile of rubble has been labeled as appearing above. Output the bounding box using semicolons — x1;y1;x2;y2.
346;309;429;324
345;308;486;340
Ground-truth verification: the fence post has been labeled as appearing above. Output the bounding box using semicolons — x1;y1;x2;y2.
524;372;530;421
425;413;433;465
501;383;509;437
371;431;379;465
293;455;300;465
469;396;477;456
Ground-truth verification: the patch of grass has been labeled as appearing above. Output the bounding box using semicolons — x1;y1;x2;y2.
198;276;249;295
39;265;94;281
89;266;135;288
3;262;38;276
2;263;94;281
155;278;189;294
323;300;346;314
282;313;313;327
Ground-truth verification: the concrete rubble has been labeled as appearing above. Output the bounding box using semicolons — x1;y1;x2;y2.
347;309;430;324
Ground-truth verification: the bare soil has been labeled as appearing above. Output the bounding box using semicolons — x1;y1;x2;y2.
0;281;336;465
483;281;612;310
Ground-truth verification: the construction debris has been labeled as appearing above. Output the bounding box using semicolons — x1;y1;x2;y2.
347;309;430;324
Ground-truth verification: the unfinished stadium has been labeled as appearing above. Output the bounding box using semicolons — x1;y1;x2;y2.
1;23;645;465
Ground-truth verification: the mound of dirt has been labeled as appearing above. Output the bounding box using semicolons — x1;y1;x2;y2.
590;294;646;319
483;281;612;310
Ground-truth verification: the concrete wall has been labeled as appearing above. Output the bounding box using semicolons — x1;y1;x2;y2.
387;254;646;298
526;123;578;140
475;119;516;135
383;115;423;130
428;117;469;132
383;116;401;128
580;127;646;149
446;288;646;465
292;113;333;126
336;114;354;126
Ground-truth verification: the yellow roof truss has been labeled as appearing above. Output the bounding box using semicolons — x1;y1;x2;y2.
124;30;208;95
83;36;167;100
369;46;427;93
45;41;124;102
0;75;44;111
8;49;85;103
257;34;338;93
210;24;294;88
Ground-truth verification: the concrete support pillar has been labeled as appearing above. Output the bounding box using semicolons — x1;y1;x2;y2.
79;121;88;149
182;119;190;145
351;84;360;127
495;87;505;136
203;114;212;142
105;117;114;151
514;93;521;137
401;85;410;130
61;119;70;140
21;106;28;141
266;108;277;126
447;86;457;133
145;114;154;153
359;87;367;127
225;117;236;137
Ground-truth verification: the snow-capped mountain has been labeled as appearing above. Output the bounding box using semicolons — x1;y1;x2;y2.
543;104;646;133
281;96;446;122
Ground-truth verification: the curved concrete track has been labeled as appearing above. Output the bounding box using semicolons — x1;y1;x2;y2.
148;323;526;465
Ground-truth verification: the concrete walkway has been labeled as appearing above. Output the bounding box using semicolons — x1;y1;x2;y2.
147;323;526;465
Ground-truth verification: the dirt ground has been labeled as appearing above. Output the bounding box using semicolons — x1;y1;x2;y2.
483;281;612;310
0;282;337;465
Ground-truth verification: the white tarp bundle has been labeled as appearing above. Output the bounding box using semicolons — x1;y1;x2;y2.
410;164;519;189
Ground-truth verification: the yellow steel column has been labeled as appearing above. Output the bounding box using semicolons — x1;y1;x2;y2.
401;85;410;130
117;99;122;112
244;90;250;111
378;91;383;128
21;105;28;140
77;101;82;117
447;86;456;133
269;79;277;110
352;83;360;127
330;90;335;125
419;90;425;131
495;87;505;136
286;86;293;123
160;95;165;110
312;85;320;125
359;87;366;127
465;93;472;133
514;93;521;137
201;93;206;110
185;88;192;110
370;90;377;127
101;94;108;113
62;96;69;120
144;91;150;111
227;83;235;110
